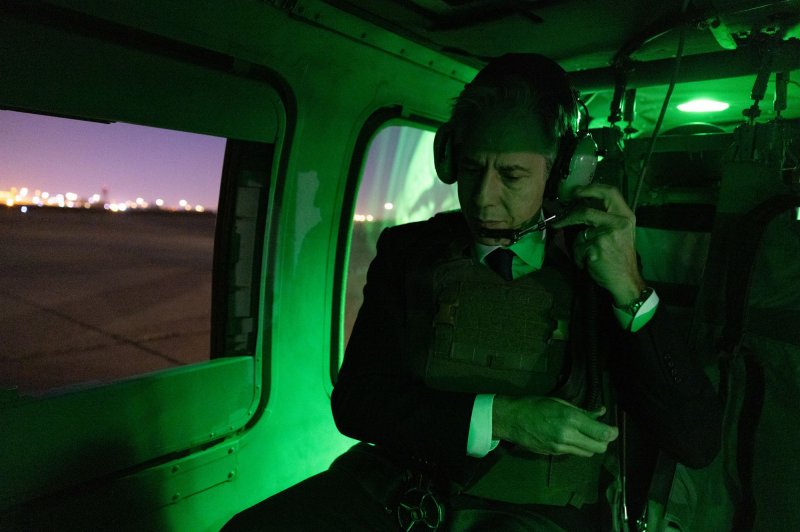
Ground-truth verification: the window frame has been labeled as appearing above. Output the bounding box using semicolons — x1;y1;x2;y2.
330;108;442;385
0;3;294;510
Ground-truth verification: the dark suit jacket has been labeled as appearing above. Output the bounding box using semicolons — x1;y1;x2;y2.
332;212;721;479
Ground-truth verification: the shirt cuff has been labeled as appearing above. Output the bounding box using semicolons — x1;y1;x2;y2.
467;394;500;457
613;288;660;333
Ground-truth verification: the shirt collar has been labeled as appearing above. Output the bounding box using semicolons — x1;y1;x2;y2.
475;218;547;270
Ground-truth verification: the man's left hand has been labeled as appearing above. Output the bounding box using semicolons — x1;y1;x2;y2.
552;184;645;306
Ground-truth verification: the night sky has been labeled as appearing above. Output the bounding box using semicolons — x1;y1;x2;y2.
0;110;226;211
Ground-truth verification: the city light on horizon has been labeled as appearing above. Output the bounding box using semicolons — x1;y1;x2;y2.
1;110;225;213
0;184;210;213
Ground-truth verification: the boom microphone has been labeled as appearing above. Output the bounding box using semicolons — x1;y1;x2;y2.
478;198;604;243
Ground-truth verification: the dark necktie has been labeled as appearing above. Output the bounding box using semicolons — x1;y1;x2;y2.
485;248;515;281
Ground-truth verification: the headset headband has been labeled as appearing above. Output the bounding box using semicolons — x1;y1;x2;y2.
433;53;596;199
469;53;579;137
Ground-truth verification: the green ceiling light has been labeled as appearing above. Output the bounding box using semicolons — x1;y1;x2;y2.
677;98;730;112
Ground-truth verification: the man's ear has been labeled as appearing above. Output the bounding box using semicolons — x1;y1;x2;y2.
433;123;457;184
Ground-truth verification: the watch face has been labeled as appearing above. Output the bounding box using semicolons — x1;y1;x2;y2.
629;287;653;315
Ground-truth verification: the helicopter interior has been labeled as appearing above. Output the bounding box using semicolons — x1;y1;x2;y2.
1;0;799;530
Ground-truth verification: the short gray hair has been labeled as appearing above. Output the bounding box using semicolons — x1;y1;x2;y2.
448;54;579;173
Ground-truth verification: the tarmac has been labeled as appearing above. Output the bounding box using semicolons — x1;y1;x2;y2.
0;207;215;396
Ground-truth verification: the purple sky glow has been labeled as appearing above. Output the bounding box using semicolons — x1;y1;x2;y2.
0;110;225;211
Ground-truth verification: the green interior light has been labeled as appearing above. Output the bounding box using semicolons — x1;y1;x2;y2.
677;99;730;112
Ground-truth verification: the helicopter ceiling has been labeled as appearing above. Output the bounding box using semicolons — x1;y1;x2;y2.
320;0;800;131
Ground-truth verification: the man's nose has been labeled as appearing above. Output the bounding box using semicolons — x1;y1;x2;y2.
474;169;500;207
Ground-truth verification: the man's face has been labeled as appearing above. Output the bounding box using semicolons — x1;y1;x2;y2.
455;110;552;246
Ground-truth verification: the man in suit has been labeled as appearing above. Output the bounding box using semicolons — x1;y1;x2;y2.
225;53;721;531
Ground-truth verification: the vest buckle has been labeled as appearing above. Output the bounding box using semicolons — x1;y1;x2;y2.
396;475;445;531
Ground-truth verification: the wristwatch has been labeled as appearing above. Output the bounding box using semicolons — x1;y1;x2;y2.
617;286;654;316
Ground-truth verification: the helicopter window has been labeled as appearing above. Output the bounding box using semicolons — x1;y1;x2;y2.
342;123;459;355
0;109;225;396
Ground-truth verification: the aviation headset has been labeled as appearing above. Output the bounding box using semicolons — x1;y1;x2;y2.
433;53;597;202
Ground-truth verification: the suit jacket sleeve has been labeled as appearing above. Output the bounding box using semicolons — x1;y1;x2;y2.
331;225;476;460
603;300;723;468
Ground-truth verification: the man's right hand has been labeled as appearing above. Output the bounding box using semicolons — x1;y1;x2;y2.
492;395;619;457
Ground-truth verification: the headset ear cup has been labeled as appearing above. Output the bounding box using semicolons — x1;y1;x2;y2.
558;133;598;201
545;132;575;199
433;124;457;184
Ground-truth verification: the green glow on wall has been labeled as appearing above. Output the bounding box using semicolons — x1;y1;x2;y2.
677;99;730;112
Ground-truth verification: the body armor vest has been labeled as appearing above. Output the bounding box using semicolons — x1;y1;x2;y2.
425;256;573;397
405;243;603;506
